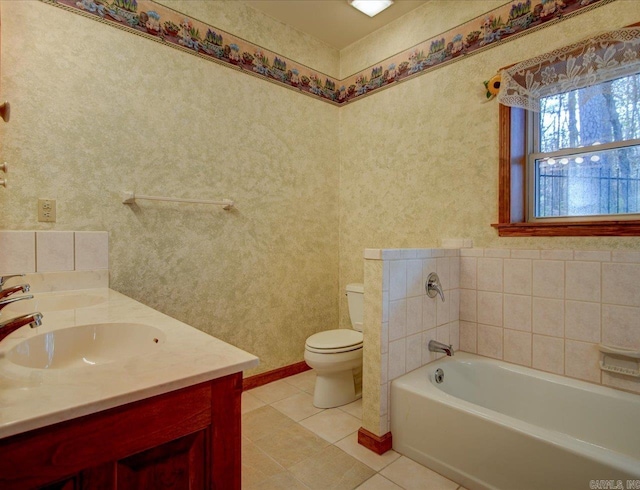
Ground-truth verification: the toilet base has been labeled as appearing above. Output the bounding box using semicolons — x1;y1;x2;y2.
312;368;362;409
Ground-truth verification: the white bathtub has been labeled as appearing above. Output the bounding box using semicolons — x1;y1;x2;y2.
391;353;640;490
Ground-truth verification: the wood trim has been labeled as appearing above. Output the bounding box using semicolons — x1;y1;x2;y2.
357;427;393;455
243;361;311;391
211;373;243;490
492;220;640;236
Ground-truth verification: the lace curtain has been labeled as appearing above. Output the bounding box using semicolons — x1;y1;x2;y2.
498;27;640;111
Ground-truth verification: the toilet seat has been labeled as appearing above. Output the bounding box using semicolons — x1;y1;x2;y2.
305;329;363;354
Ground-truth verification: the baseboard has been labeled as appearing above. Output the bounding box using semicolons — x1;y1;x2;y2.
243;361;311;391
358;427;393;455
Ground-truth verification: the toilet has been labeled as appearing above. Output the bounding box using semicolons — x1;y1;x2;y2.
304;283;364;408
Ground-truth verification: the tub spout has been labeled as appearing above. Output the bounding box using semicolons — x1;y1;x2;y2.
429;340;454;356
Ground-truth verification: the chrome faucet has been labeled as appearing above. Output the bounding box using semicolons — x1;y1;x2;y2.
0;312;43;342
0;274;25;288
429;340;454;356
0;294;33;312
426;272;445;302
0;283;30;300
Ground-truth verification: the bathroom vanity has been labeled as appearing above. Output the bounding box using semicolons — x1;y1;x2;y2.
0;284;258;489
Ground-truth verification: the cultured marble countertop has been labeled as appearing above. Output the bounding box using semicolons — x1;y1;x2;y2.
0;287;259;439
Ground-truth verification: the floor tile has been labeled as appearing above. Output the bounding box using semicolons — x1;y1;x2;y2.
284;369;317;394
356;474;403;489
271;392;324;421
334;431;400;471
250;379;303;404
299;408;362;443
289;445;375;490
242;436;287;488
248;471;310;489
242;390;266;414
253;423;330;469
242;405;294;442
338;398;363;419
380;456;459;490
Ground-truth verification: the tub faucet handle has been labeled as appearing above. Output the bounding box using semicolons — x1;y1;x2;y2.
426;273;445;302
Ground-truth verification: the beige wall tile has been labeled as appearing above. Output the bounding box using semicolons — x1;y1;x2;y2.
406;296;422;336
602;372;640;395
450;257;460;289
602;263;640;307
565;300;601;343
503;329;532;366
566;261;601;302
532;297;564;337
510;249;540;259
484;249;510;258
574;251;610;262
388;339;406;380
602;304;640;350
460;257;477;289
504;259;532;295
36;231;74;272
406;333;422;372
389;260;407;301
459;322;477;353
459;289;477;322
612;251;640;263
477;324;503;359
477;257;503;292
422;295;436;330
436;294;450;326
388;299;406;342
450;321;460;351
541;250;573;261
449;289;460;322
533;260;565;299
503;294;532;332
436;257;451;291
74;231;108;271
565;340;600;383
532;335;564;374
477;291;503;327
0;231;36;274
405;259;423;298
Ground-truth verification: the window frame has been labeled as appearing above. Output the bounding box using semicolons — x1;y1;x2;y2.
492;104;640;237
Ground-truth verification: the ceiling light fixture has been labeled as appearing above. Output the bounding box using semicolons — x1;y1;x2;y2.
349;0;394;17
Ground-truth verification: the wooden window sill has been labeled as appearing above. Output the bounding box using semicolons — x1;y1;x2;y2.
492;221;640;237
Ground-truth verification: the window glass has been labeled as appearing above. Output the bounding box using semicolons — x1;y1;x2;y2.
532;74;640;219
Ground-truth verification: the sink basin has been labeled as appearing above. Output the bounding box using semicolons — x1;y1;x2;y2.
5;323;165;369
2;291;107;315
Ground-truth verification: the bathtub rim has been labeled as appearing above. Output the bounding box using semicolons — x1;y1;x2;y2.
391;352;640;477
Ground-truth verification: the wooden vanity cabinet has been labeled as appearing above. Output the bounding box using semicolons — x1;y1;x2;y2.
0;373;242;490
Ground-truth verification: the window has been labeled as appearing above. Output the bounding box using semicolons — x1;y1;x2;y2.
493;26;640;236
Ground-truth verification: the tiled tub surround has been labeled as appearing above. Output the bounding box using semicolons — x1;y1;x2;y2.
362;248;460;438
362;246;640;445
0;230;109;274
459;248;640;395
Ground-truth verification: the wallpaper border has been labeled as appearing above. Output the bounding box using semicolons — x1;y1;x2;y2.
43;0;615;106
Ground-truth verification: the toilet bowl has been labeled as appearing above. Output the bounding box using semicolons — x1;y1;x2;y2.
304;283;364;409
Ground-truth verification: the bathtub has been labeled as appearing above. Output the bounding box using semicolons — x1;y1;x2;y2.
391;353;640;490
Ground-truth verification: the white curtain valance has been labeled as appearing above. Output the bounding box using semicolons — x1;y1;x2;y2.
498;27;640;112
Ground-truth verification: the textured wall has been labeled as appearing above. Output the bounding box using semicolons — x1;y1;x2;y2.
338;0;640;327
0;1;340;374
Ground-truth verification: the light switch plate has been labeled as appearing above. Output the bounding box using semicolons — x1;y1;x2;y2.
38;199;56;222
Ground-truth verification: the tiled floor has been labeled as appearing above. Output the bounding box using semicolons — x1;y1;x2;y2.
242;370;467;490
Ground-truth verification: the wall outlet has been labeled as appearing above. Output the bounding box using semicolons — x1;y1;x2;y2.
38;199;56;222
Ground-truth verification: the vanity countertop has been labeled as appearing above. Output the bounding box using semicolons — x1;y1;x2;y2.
0;288;259;439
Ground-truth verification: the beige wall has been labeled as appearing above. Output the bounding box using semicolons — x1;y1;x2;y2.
338;0;640;327
2;0;639;376
0;1;340;375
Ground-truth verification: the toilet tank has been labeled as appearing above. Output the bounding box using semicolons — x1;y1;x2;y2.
346;283;364;332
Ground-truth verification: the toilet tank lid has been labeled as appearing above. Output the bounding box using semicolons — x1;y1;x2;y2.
346;283;364;293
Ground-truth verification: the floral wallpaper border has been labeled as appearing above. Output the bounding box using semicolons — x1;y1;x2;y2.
44;0;614;106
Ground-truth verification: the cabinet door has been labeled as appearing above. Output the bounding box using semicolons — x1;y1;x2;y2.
114;431;206;490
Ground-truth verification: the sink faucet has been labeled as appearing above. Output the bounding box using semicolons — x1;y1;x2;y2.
0;312;43;342
0;274;25;288
0;295;33;312
425;272;445;302
0;283;30;300
429;340;454;356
